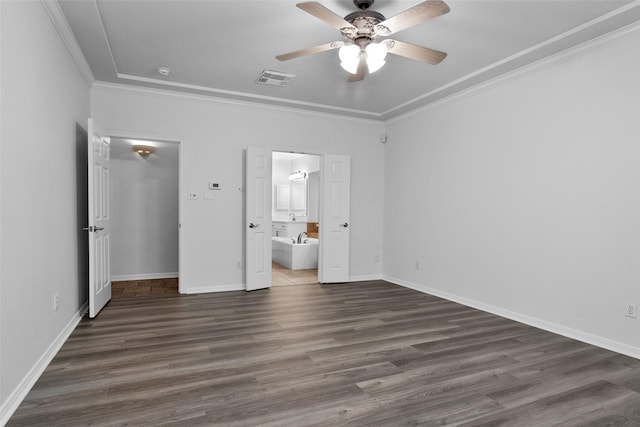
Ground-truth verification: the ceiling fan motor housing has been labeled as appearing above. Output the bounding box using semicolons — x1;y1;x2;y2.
342;10;386;40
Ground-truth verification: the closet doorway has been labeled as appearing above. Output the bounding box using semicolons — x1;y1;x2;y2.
109;137;180;297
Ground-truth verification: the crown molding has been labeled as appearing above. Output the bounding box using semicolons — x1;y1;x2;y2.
92;81;386;127
116;72;384;122
385;17;640;126
41;0;95;87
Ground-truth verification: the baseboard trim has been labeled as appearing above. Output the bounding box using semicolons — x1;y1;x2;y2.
347;274;383;282
111;272;179;282
0;302;88;425
180;283;245;294
383;275;640;360
180;276;384;294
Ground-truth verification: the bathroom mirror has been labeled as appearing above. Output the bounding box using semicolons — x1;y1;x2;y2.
274;184;290;210
272;151;320;221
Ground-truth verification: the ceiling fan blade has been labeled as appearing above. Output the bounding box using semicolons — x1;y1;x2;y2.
347;56;366;82
276;41;344;61
297;2;357;33
385;39;447;64
375;0;450;36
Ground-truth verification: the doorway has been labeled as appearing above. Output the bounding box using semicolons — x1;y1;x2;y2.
245;148;351;290
109;137;181;297
271;152;320;286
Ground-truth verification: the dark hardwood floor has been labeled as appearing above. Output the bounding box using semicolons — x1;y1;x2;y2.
111;278;179;297
8;281;640;426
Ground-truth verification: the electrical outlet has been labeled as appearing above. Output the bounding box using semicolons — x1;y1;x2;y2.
187;191;198;200
375;255;380;263
415;261;420;270
236;261;242;269
625;303;638;318
53;294;59;311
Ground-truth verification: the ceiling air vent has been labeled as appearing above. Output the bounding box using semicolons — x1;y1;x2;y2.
255;70;295;87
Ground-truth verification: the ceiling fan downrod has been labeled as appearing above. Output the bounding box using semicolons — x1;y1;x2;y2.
353;0;374;10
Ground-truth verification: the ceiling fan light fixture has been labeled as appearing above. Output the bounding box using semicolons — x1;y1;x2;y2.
340;59;360;74
365;42;388;73
366;58;386;73
339;44;361;74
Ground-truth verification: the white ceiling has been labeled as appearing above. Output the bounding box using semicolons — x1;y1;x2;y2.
59;0;640;121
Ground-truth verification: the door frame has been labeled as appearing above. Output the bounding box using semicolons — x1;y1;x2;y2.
108;130;183;292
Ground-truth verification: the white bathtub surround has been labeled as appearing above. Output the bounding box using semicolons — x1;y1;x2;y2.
272;237;318;270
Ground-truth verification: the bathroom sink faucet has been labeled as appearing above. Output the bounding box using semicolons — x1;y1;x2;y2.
297;232;307;244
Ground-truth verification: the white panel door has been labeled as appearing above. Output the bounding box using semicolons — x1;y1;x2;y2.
87;119;112;318
245;147;272;291
319;155;351;283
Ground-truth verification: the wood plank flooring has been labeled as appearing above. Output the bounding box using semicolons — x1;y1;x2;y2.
8;281;640;426
111;278;179;297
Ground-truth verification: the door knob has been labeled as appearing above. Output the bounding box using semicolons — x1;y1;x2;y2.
249;223;260;229
94;226;104;231
340;222;349;228
82;226;93;232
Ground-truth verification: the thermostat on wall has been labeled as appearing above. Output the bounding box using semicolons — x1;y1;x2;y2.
209;182;221;190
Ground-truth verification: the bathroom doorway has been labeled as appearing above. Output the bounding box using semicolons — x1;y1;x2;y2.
271;152;320;286
246;147;350;290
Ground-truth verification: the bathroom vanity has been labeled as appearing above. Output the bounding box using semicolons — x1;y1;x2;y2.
272;221;307;238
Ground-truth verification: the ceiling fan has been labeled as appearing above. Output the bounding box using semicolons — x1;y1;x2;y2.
276;0;450;82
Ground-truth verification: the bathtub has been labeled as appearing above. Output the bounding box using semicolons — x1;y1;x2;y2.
272;237;318;270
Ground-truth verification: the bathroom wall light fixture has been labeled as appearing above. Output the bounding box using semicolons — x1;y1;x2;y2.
133;145;155;157
288;171;307;181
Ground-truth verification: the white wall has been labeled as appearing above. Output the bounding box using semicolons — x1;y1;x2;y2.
91;85;386;292
0;1;90;420
383;27;640;357
291;154;320;174
110;138;179;280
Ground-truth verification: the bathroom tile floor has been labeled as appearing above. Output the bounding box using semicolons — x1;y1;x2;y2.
272;261;318;286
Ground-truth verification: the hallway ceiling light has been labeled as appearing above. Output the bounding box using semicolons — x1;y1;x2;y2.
288;171;307;181
133;145;155;157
